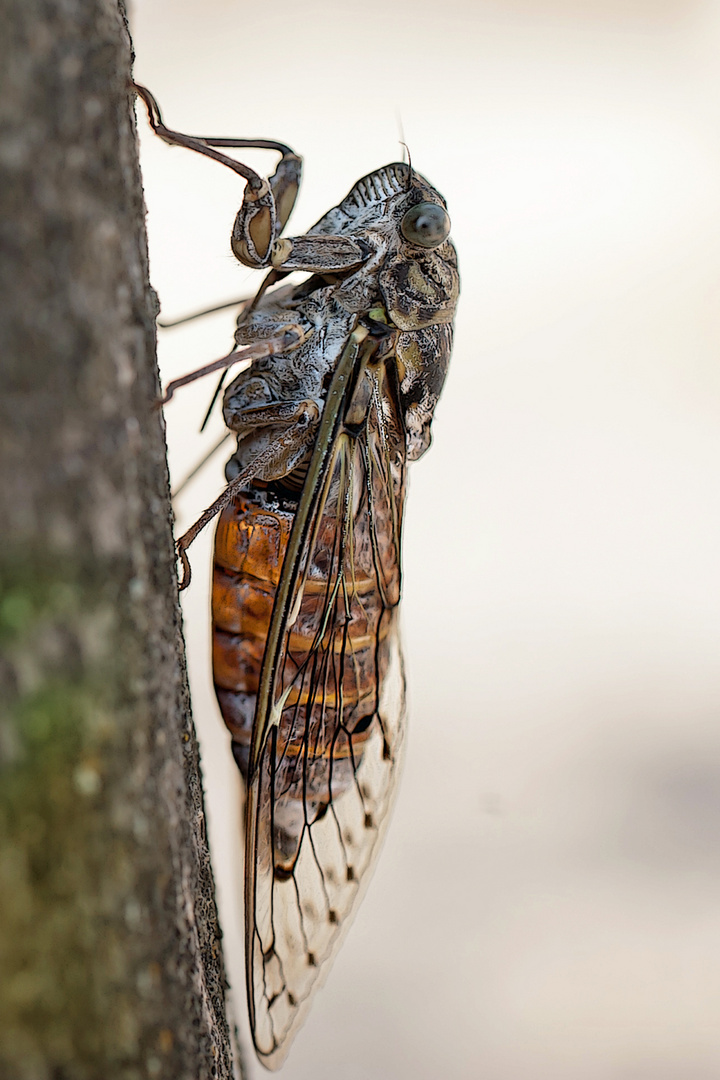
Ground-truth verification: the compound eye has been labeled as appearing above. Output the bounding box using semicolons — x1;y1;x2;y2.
400;201;451;248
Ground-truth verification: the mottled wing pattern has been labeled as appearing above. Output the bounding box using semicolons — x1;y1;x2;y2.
245;342;407;1068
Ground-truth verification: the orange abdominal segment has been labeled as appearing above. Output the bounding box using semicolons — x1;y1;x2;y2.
212;492;386;778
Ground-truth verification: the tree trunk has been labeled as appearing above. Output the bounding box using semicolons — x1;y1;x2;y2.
0;2;239;1078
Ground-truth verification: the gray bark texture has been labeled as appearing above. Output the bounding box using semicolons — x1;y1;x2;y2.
0;2;240;1078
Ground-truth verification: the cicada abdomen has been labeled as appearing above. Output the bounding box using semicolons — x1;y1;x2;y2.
213;493;294;781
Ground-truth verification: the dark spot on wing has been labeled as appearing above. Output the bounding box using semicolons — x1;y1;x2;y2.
351;711;375;735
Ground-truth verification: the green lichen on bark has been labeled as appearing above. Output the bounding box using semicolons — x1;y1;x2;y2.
0;557;155;1078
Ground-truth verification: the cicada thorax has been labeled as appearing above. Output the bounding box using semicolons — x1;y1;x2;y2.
212;435;402;872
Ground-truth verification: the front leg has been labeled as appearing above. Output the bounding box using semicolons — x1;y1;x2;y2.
133;83;302;267
134;85;369;276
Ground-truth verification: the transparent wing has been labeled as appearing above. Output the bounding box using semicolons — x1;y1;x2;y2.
245;333;408;1068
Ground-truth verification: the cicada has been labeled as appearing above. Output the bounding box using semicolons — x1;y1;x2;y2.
135;86;459;1069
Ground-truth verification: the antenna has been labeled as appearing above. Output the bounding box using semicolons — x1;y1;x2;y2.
396;111;413;188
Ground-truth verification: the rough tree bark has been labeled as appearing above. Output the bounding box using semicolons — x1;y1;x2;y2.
0;2;241;1078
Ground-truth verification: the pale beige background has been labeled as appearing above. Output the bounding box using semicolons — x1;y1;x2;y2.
131;2;720;1077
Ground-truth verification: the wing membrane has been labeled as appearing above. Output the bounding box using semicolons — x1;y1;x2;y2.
245;331;408;1068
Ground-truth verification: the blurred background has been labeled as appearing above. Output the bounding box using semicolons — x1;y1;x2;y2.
131;2;720;1077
